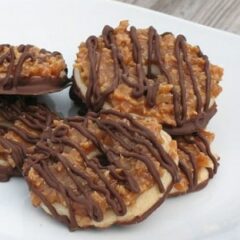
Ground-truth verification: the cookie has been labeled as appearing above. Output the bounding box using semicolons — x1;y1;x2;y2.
70;20;223;135
23;110;179;229
170;129;219;196
0;103;56;182
0;44;70;95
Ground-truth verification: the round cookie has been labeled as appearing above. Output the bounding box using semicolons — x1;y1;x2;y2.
0;103;56;182
23;110;179;229
70;20;223;135
170;129;219;196
0;44;70;95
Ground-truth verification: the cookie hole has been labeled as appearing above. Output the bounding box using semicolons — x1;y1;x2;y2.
97;154;110;167
143;89;148;96
77;102;88;116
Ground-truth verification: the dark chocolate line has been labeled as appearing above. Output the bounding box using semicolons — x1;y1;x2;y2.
198;49;211;110
175;35;187;124
0;137;25;172
129;27;146;100
148;28;182;125
195;132;218;174
179;39;203;113
178;144;198;190
178;160;193;190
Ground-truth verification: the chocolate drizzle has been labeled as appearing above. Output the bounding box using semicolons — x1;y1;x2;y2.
178;144;197;191
175;131;218;193
24;110;178;229
198;49;211;111
193;131;218;175
72;24;216;135
85;26;129;111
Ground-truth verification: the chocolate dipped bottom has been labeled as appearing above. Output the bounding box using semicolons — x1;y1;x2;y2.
70;21;223;135
0;102;57;182
23;110;179;229
170;129;219;196
0;44;70;95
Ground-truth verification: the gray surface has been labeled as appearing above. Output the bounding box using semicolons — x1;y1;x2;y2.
117;0;240;34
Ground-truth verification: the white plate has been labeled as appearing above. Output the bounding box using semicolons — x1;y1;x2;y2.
0;0;240;239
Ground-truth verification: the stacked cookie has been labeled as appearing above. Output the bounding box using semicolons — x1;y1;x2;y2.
0;21;223;230
70;21;222;198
